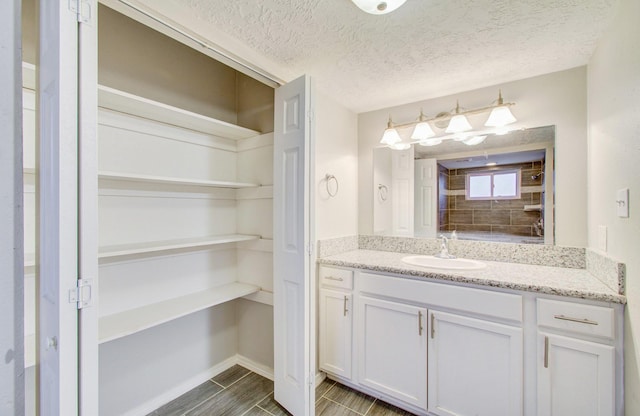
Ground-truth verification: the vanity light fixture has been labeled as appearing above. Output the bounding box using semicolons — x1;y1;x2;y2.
380;116;402;145
350;0;407;15
379;90;516;150
411;109;436;140
485;90;517;128
445;101;473;134
463;135;488;146
388;142;411;150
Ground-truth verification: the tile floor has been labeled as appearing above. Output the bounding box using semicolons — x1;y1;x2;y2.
148;365;416;416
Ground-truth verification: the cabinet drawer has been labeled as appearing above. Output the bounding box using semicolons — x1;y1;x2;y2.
319;266;353;290
537;299;614;339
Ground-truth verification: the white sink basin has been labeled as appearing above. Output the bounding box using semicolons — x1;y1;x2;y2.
401;255;486;270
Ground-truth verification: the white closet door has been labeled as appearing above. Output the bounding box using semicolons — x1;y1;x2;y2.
391;147;414;236
39;1;98;414
77;1;99;415
273;75;315;416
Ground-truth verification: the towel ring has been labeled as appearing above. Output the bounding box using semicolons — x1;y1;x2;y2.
325;174;339;197
378;184;388;201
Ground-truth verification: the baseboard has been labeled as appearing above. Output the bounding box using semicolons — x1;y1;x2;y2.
235;354;275;381
315;371;326;388
121;354;276;416
120;356;238;416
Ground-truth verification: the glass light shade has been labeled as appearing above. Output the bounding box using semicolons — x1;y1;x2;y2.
418;138;442;147
485;106;516;127
411;121;435;140
463;135;487;146
380;127;401;145
445;114;472;133
389;142;411;150
351;0;407;14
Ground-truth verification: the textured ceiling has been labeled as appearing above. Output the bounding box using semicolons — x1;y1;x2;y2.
155;0;617;113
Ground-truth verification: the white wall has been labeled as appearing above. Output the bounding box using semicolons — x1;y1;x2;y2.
358;68;588;247
0;0;24;414
315;91;359;240
587;0;640;412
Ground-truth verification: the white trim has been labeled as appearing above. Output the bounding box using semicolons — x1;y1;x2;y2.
236;354;275;381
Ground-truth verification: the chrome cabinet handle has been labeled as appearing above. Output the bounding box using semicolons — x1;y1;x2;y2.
544;336;549;368
343;296;348;316
418;311;423;336
325;276;344;282
553;315;599;325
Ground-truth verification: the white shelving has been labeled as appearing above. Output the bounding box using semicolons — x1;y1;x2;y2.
98;85;260;140
98;234;261;260
99;171;260;189
99;282;260;344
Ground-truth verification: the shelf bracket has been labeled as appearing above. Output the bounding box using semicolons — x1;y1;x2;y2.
69;279;93;309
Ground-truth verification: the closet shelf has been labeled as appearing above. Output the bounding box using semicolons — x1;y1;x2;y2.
99;282;260;344
98;85;260;140
98;234;261;260
99;171;259;189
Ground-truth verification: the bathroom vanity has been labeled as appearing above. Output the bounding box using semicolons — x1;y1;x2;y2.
317;248;625;416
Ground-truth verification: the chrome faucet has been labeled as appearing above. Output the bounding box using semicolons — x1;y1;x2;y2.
436;235;456;259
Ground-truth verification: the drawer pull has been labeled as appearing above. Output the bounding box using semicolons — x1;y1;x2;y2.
418;311;423;336
343;296;348;316
553;315;599;326
325;276;344;282
544;336;549;368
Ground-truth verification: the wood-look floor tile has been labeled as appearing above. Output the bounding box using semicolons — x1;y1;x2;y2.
323;383;375;414
146;381;222;416
211;365;251;388
186;373;273;416
242;407;272;416
315;379;336;399
315;398;360;416
257;393;292;416
366;400;416;416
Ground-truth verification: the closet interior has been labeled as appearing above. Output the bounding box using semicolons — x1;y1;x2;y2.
22;3;277;415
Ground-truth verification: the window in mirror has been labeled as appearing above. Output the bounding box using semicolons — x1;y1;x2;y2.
466;170;521;200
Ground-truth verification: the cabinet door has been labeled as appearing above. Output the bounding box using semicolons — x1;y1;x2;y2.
358;295;427;410
428;310;523;416
538;333;615;416
319;289;352;379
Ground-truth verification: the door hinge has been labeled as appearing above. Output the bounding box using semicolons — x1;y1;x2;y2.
69;0;92;24
306;242;314;256
69;279;93;309
307;109;315;122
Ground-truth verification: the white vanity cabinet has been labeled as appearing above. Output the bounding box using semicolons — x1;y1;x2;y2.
357;295;428;410
319;266;354;380
427;310;523;416
537;299;617;416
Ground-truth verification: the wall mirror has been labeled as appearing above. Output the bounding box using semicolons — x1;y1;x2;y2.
373;125;555;244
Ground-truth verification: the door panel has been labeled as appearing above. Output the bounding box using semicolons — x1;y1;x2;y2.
39;1;80;414
274;75;314;416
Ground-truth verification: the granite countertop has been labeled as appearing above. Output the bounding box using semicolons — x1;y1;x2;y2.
318;249;626;304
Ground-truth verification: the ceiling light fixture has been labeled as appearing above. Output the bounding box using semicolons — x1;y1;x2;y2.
350;0;407;15
379;91;516;150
